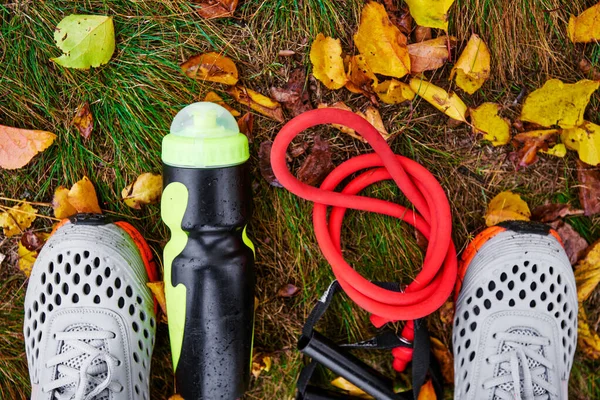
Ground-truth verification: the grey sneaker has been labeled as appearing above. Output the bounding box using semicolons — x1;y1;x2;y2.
23;218;157;400
453;221;577;400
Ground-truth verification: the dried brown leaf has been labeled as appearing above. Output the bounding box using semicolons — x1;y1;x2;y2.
278;50;295;57
72;102;93;139
194;0;238;19
227;86;284;122
270;68;312;117
577;160;600;216
259;141;281;187
278;283;301;298
237;112;254;142
408;36;455;74
414;26;432;42
21;230;47;252
531;203;585;223
297;135;333;186
549;220;588;266
511;130;560;168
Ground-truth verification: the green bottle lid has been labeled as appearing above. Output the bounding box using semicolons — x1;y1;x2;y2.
162;102;249;168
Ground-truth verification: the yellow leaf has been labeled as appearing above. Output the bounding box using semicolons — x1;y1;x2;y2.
540;143;567;158
203;91;240;117
168;395;184;400
318;102;363;142
408;36;456;74
430;337;453;384
226;86;284;122
345;55;378;100
575;239;600;302
568;3;600;43
561;121;600;166
374;79;415;104
310;33;347;90
122;173;163;209
147;281;167;319
67;176;102;214
52;186;78;219
578;306;600;359
354;2;411;78
409;77;467;122
18;232;50;277
330;377;374;399
72;102;93;140
0;203;37;237
417;379;437;400
470;103;510;146
356;106;391;141
450;34;490;94
485;191;531;227
0;125;56;170
521;79;600;128
251;353;272;379
404;0;455;30
181;52;239;85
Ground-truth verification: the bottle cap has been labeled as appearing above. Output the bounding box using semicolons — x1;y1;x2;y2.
162;102;249;168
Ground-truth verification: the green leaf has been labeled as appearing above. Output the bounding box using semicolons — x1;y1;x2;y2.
51;15;115;69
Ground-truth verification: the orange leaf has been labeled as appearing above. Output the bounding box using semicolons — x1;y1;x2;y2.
417;379;437;400
0;125;56;169
72;102;93;139
181;52;238;85
356;106;390;141
194;0;238;19
203;91;240;116
147;281;167;319
227;86;284;122
67;176;102;214
52;186;78;219
237;112;254;142
345;55;378;102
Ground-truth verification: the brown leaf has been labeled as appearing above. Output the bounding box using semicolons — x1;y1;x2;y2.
181;52;238;85
0;125;56;169
288;142;309;159
278;50;295;57
21;230;47;252
511;130;560;168
408;36;455;74
382;1;412;35
297;135;333;186
237;112;254;142
430;337;453;384
414;26;432;42
251;352;272;378
227;86;284;122
577;160;600;216
549;220;588;265
259;141;281;187
345;55;379;103
72;102;93;139
531;203;585;223
194;0;238;19
278;283;301;297
203;91;240;116
270;68;312;117
438;300;454;326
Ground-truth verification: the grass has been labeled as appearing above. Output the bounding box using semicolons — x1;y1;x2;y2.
1;0;600;398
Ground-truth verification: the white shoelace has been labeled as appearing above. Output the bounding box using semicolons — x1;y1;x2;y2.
42;330;123;400
483;331;558;400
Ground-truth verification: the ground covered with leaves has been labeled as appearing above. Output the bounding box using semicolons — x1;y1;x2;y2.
2;0;600;399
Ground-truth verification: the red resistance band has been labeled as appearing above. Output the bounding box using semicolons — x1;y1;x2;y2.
271;108;458;372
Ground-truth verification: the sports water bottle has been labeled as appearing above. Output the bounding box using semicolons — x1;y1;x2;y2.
161;102;255;399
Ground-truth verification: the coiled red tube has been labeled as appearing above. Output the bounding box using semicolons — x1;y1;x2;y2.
271;108;457;371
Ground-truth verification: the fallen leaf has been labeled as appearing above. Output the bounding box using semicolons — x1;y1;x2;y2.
438;300;454;326
318;102;362;141
203;91;240;116
147;281;167;319
227;86;284;122
511;130;561;168
408;36;455;74
278;283;300;297
331;377;373;399
568;3;600;43
72;102;93;139
18;232;49;277
345;55;379;103
279;49;295;57
409;77;467;122
122;173;163;209
469;102;510;146
549;220;588;265
51;15;115;69
450;34;490;94
0;203;37;237
391;9;413;35
562;121;600;166
0;125;56;169
310;33;347;90
356;107;391;141
194;0;238;19
575;239;600;302
181;52;239;85
374;80;415;104
414;26;432;42
485;191;530;227
251;353;272;379
520;79;600;128
259;141;281;187
21;230;46;252
417;379;437;400
237;112;254;142
270;68;313;117
404;0;455;30
540;143;567;158
354;2;411;78
531;203;585;223
168;395;184;400
430;337;453;384
578;306;600;359
577;160;600;216
52;187;78;219
297;135;334;186
67;176;102;214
